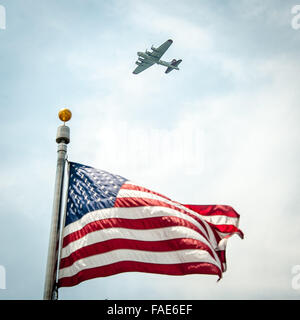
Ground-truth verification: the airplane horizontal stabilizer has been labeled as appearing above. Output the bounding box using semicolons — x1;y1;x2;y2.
165;59;182;74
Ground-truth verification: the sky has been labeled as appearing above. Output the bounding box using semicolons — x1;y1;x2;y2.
0;0;300;300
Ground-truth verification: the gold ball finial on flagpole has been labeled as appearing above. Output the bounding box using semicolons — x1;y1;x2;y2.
58;108;72;123
56;108;71;144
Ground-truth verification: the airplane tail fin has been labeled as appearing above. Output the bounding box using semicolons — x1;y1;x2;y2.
165;59;182;74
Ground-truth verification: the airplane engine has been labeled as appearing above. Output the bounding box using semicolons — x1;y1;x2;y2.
151;45;159;52
135;61;142;66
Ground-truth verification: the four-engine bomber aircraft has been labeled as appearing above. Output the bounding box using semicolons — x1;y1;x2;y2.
133;39;182;74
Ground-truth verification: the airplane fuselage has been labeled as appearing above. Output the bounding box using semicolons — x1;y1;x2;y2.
133;39;182;74
137;52;180;70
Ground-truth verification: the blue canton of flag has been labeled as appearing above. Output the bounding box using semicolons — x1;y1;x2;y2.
66;162;127;226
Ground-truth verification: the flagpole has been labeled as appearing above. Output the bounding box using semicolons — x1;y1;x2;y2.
43;108;72;300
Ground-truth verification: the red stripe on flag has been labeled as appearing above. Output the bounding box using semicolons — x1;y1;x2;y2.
60;237;217;269
122;183;172;201
62;215;210;248
216;250;226;267
58;260;222;287
211;224;243;237
114;197;211;240
183;204;240;218
183;204;244;239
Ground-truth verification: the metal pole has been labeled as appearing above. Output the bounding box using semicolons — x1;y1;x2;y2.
43;109;71;300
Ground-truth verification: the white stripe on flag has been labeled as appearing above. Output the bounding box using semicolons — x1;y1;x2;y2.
63;205;212;243
59;248;220;279
118;188;239;226
60;223;221;264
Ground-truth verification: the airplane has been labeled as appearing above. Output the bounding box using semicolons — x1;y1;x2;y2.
133;39;182;75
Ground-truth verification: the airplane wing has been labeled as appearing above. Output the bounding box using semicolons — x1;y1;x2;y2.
150;39;173;59
132;60;155;74
132;39;173;74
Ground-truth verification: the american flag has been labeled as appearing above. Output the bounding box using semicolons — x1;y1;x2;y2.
58;162;243;287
